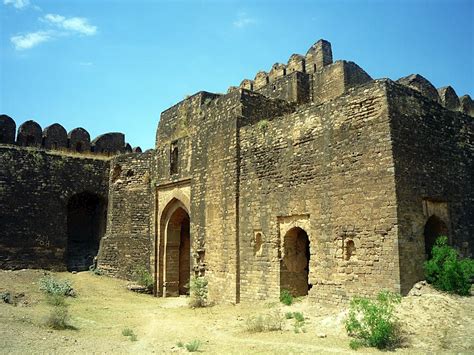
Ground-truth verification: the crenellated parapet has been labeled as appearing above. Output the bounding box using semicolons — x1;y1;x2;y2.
0;115;140;156
233;39;371;106
395;75;473;117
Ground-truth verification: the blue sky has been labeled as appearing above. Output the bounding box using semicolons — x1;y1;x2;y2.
1;0;473;149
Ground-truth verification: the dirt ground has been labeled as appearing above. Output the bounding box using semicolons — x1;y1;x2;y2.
0;270;472;354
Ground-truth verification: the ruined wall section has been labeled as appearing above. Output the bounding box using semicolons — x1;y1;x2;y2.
238;80;400;304
387;81;474;295
97;151;154;279
0;146;109;270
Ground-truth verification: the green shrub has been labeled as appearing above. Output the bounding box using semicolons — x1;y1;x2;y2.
46;302;70;330
122;328;137;341
279;289;293;306
246;311;283;333
424;236;474;296
39;275;74;297
185;339;201;352
177;340;202;352
188;276;208;308
285;312;294;319
133;265;154;292
345;290;401;350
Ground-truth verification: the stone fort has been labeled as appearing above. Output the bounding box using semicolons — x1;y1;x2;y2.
1;40;473;304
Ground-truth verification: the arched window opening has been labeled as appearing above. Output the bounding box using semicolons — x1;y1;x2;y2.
111;164;121;183
280;227;310;297
66;192;106;272
170;141;179;175
345;240;356;261
254;232;263;256
424;215;449;257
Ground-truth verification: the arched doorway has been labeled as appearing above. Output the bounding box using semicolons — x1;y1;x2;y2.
159;199;190;297
424;215;449;257
280;227;310;297
66;192;106;271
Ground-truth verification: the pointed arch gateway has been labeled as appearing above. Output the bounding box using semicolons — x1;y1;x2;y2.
157;198;191;297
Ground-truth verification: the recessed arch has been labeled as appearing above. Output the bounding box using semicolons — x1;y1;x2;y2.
157;197;191;297
280;227;310;297
424;215;449;257
66;192;107;271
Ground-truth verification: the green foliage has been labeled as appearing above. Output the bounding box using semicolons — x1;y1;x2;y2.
39;275;75;297
122;328;137;341
89;264;104;276
345;291;401;350
185;339;202;352
46;302;70;330
46;294;67;307
279;289;293;306
424;236;474;296
188;276;208;308
133;265;154;292
257;119;269;134
177;340;202;352
245;311;283;333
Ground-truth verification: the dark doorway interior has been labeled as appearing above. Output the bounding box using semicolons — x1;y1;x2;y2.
66;192;106;271
280;227;310;297
424;215;449;257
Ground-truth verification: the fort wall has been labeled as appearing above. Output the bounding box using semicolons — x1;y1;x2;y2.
387;81;474;294
238;80;400;304
97;150;155;279
0;145;109;270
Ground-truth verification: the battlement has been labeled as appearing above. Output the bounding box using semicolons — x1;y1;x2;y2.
0;115;142;156
395;74;474;116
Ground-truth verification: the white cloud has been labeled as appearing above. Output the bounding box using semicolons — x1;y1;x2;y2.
233;12;256;28
3;0;29;9
10;31;51;50
43;13;97;36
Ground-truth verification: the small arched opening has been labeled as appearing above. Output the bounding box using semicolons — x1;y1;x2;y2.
424;215;449;257
162;204;190;296
280;227;311;297
66;192;107;271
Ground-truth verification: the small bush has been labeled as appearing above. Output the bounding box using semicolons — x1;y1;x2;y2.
46;294;67;307
188;276;208;308
122;328;137;341
246;311;283;333
424;236;474;296
47;303;70;329
345;290;401;350
293;311;304;323
285;312;294;319
39;275;74;297
133;265;154;292
45;294;71;330
280;289;293;306
185;339;201;352
177;340;202;352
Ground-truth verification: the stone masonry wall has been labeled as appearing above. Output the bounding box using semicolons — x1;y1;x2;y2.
97;151;154;279
387;81;474;295
0;145;109;270
238;80;400;304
